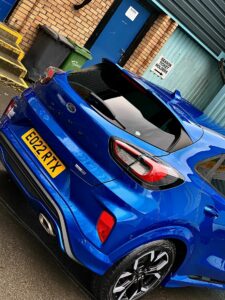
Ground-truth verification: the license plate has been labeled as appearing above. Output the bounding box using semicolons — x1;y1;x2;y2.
21;128;66;178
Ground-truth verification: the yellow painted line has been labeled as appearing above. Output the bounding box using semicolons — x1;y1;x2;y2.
17;45;25;61
0;22;23;45
0;56;27;78
0;73;28;89
0;39;25;61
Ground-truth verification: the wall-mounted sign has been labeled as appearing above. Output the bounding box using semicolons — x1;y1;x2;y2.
125;6;139;21
151;56;174;79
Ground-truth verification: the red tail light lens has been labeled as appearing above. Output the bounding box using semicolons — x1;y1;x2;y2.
39;66;64;84
4;98;17;118
111;139;183;189
97;211;115;243
113;139;141;166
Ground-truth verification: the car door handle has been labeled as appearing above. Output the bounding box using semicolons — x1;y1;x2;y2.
204;206;219;218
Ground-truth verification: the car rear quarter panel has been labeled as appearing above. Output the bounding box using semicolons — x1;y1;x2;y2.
95;128;225;280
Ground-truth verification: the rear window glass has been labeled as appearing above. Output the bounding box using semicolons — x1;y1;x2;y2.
196;155;225;197
68;62;191;152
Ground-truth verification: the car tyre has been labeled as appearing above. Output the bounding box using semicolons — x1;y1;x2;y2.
92;240;175;300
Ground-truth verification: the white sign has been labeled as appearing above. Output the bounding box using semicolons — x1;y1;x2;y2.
125;6;139;21
151;56;174;79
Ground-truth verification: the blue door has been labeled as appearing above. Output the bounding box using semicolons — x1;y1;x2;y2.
0;0;17;21
84;0;150;67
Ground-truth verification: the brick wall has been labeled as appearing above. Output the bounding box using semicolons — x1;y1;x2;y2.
7;1;177;75
125;14;178;75
7;0;114;52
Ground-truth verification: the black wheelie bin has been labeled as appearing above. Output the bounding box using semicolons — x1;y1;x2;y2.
23;25;74;81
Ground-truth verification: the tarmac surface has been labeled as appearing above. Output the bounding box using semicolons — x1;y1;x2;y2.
0;83;225;299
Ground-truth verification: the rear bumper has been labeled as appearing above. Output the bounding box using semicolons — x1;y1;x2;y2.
0;125;112;275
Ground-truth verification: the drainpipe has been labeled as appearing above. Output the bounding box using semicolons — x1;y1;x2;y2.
219;59;225;84
17;0;43;32
74;0;92;10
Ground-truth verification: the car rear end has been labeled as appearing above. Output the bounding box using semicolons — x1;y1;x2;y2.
0;61;200;275
0;83;117;274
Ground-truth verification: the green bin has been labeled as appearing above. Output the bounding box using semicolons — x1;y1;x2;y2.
61;40;92;71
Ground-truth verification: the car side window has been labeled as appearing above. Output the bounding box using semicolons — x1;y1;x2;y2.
196;155;225;197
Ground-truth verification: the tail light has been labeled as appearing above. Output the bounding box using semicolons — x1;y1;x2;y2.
39;66;64;84
4;98;17;118
97;211;115;243
111;139;183;190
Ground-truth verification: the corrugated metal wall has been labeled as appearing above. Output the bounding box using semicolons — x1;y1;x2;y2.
204;86;225;127
151;0;225;59
143;27;224;111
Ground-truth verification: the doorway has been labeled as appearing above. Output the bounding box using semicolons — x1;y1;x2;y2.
84;0;156;67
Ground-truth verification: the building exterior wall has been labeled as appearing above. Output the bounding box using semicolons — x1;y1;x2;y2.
7;0;114;52
125;14;177;75
143;27;224;111
152;0;225;60
204;86;225;127
7;0;176;76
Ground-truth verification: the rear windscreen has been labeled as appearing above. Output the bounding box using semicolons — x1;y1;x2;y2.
68;63;192;152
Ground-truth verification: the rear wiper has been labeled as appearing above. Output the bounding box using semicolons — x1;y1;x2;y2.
88;92;126;130
89;92;115;118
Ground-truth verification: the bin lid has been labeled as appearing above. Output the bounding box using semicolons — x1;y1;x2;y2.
39;25;58;40
67;38;93;60
39;25;74;49
58;34;74;49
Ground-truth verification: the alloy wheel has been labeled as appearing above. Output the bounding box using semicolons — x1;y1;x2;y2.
112;249;170;300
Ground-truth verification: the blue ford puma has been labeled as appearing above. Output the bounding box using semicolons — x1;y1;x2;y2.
1;59;225;300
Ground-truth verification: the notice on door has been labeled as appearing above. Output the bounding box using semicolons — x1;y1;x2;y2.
151;56;174;79
125;6;139;21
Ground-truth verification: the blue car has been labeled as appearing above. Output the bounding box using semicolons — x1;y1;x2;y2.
1;59;225;300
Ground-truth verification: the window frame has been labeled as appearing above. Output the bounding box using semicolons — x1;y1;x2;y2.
196;154;225;198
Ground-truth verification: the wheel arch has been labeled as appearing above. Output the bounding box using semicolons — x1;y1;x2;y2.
109;225;194;274
168;238;187;274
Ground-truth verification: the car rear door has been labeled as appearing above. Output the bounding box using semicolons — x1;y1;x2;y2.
195;155;225;282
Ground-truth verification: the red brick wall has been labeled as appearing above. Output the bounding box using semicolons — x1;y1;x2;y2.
8;0;114;52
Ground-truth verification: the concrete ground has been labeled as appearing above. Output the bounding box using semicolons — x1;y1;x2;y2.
0;83;225;300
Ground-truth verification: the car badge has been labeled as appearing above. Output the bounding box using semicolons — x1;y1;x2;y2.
66;102;76;113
